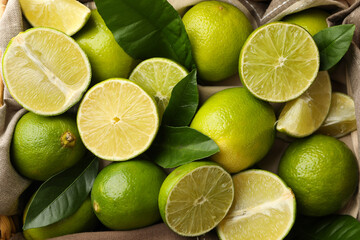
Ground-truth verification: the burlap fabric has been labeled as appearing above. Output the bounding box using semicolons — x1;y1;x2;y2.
1;0;360;239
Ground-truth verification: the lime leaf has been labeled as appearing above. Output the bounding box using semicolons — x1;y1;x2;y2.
94;0;195;70
149;126;219;168
162;69;198;127
23;157;99;230
314;24;355;71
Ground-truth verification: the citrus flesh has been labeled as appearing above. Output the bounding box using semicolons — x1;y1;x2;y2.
276;71;331;137
129;58;188;116
91;160;166;230
239;22;319;102
19;0;91;36
77;78;159;161
318;92;357;137
11;112;86;181
182;1;253;82
217;170;296;240
158;161;234;237
190;87;275;173
278;134;358;216
2;27;91;116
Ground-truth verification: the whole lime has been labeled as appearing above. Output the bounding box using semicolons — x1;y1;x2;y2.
190;87;276;173
282;8;329;36
74;10;137;84
23;197;98;240
91;159;166;230
182;1;253;82
278;134;359;216
11;112;86;181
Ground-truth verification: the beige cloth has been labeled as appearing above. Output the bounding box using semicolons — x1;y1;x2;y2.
0;0;360;239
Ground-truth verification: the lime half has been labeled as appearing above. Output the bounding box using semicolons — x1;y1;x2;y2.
217;170;296;240
239;22;319;102
159;161;234;237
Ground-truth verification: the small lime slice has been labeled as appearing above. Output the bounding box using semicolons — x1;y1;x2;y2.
276;71;331;137
129;58;188;116
19;0;91;36
158;161;234;237
217;169;296;240
2;27;91;116
239;22;319;102
318;92;357;138
77;79;159;161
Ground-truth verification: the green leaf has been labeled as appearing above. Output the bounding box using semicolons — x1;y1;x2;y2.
23;157;99;230
286;215;360;240
162;69;198;127
314;24;355;70
94;0;195;70
149;126;219;168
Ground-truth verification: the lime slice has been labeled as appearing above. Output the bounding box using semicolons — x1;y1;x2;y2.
276;71;331;137
217;170;296;240
158;161;234;237
129;58;188;116
2;27;91;116
239;22;319;102
318;92;357;138
77;78;159;161
19;0;91;36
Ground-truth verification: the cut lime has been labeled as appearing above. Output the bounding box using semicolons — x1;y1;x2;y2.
158;161;234;237
217;169;296;240
276;71;331;137
239;22;319;102
318;92;357;137
77;78;159;161
2;27;91;116
19;0;91;36
129;58;188;116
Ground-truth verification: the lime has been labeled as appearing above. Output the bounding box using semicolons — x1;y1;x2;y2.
217;170;296;240
129;58;188;116
74;10;137;85
318;92;357;138
91;160;166;230
77;78;159;161
239;22;319;102
23;197;98;240
276;71;332;137
19;0;91;36
282;8;329;36
190;87;275;173
2;27;91;116
158;161;234;236
278;134;358;216
11;112;86;181
182;1;252;82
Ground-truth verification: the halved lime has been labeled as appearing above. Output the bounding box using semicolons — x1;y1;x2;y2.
19;0;91;36
2;27;91;116
77;79;159;161
239;22;319;102
158;161;234;237
276;71;331;137
318;92;357;137
129;58;188;116
217;169;296;240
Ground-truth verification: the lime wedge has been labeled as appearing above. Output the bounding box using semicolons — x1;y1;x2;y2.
159;161;234;237
239;22;319;102
77;79;159;161
19;0;91;36
318;92;357;137
129;58;188;116
2;27;91;116
276;71;331;137
217;170;296;240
